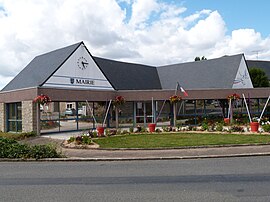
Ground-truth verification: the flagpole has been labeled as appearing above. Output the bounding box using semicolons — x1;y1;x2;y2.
259;95;270;122
242;94;252;123
103;99;112;127
175;82;179;95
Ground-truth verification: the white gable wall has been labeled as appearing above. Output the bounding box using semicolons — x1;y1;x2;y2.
232;57;254;88
43;44;114;90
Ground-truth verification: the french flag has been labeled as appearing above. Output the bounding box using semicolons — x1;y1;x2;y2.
180;86;189;97
176;82;188;96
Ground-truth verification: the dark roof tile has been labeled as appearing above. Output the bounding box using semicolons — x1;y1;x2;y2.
2;42;82;92
93;57;162;90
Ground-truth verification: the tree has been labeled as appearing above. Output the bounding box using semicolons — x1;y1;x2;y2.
194;56;200;61
201;56;207;60
249;67;269;87
194;56;207;61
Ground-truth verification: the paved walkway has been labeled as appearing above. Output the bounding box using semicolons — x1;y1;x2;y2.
20;135;270;161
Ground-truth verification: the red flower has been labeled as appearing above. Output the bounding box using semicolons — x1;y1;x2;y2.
227;93;240;100
169;95;181;103
33;94;51;105
113;96;125;106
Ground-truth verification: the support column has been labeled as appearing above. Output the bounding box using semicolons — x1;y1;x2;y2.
115;106;119;129
133;102;137;128
143;102;147;128
0;103;5;132
22;101;39;134
173;102;177;127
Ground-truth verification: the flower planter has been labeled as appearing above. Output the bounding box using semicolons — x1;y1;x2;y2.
224;118;230;124
250;122;259;132
148;123;156;133
97;126;105;137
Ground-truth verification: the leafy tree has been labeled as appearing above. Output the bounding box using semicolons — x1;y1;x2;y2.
201;56;207;60
195;56;200;61
249;67;269;87
194;56;207;61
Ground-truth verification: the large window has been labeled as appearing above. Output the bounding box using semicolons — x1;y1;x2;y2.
7;102;22;132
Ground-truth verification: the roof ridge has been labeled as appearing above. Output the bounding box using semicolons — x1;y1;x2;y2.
93;56;156;68
158;53;244;68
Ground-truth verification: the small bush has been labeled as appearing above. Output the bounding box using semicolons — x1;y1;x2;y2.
162;126;172;132
108;129;117;136
68;135;93;145
0;137;62;159
216;122;224;132
67;136;75;143
155;128;162;133
29;144;62;159
230;125;244;132
201;122;209;131
262;124;270;132
136;125;142;133
140;127;147;133
93;131;97;138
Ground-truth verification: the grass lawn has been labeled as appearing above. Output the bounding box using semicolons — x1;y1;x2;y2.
93;132;270;149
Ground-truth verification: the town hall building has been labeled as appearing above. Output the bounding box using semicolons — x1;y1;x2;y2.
0;41;269;134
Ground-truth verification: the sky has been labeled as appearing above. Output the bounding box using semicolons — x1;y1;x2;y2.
0;0;270;89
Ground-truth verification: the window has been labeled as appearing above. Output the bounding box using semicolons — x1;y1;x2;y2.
7;103;22;132
66;103;73;109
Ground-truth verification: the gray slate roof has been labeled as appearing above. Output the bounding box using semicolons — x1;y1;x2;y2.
1;41;246;92
157;54;244;90
2;42;82;92
247;60;270;79
93;57;161;90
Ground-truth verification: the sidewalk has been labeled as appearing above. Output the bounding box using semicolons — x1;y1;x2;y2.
20;136;270;161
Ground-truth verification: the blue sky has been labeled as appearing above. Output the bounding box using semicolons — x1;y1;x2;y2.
118;0;270;37
182;0;269;37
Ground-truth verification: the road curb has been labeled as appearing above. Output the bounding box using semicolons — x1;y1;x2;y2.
1;152;270;162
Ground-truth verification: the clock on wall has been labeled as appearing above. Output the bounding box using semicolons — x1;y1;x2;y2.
77;56;88;70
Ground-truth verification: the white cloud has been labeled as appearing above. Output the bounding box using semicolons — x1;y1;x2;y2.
129;0;159;27
0;0;270;89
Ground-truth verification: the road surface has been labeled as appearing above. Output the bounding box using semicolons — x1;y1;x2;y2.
1;157;270;201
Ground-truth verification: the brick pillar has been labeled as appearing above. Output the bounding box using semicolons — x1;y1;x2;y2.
22;101;39;134
0;103;5;132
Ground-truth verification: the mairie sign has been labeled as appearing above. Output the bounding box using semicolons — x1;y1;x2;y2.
70;78;95;85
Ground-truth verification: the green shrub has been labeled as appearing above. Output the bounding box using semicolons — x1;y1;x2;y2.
81;136;92;144
93;131;97;138
108;129;117;136
262;124;270;132
230;125;244;132
201;122;209;131
68;135;93;145
67;136;75;143
0;137;62;159
162;126;172;132
29;144;62;159
140;127;147;133
216;122;224;132
129;127;134;133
